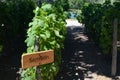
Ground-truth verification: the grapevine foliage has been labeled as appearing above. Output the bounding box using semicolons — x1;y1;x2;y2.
80;1;120;54
21;3;66;80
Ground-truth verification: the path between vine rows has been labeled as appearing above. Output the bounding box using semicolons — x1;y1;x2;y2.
55;19;120;80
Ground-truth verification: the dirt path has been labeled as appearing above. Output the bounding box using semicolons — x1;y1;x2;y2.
55;19;120;80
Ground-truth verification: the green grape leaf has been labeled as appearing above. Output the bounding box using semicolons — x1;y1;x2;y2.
50;41;56;45
40;34;46;40
54;30;63;38
38;19;45;27
45;30;50;38
25;36;35;47
41;4;52;11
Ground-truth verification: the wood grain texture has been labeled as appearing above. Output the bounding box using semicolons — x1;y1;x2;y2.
21;50;54;69
112;18;118;76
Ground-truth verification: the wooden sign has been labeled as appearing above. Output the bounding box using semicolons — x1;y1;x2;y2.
21;50;54;69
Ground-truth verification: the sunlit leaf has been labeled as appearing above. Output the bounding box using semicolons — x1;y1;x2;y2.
40;34;46;40
25;36;35;47
41;4;52;11
54;30;63;38
38;19;44;27
45;30;50;38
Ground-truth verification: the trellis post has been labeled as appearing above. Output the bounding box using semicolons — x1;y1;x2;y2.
111;18;118;76
35;36;42;80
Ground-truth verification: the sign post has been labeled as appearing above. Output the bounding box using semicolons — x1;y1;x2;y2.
111;18;118;76
35;36;42;80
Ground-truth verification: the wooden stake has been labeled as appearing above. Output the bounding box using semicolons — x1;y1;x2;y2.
35;36;42;80
112;18;118;76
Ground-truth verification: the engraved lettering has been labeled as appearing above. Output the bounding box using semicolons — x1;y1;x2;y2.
29;54;49;63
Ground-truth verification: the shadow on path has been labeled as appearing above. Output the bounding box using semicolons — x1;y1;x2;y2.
55;20;120;80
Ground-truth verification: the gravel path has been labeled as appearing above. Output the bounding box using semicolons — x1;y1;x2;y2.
55;19;120;80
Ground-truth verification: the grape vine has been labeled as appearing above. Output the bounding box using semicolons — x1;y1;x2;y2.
21;3;67;80
80;1;120;54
